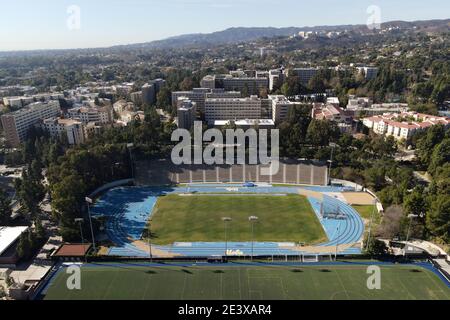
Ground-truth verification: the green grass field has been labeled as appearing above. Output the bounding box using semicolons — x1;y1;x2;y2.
148;194;326;245
43;263;450;300
352;205;381;224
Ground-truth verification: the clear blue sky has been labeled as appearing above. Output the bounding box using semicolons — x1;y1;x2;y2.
0;0;448;51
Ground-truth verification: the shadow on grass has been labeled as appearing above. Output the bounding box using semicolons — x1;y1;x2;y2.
182;269;193;274
213;270;225;274
291;269;303;273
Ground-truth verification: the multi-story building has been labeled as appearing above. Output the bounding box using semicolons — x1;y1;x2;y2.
200;75;216;89
222;76;268;95
172;88;240;113
0;101;61;147
268;69;285;91
42;117;85;145
363;112;450;140
67;105;113;124
357;67;378;80
177;99;197;130
312;103;353;124
288;68;319;85
204;96;262;125
130;91;143;105
268;95;307;123
348;102;408;118
142;79;166;105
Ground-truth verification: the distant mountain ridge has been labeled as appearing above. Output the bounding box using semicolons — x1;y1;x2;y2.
125;19;449;49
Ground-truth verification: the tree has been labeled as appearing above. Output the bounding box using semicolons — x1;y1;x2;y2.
428;138;450;175
426;195;450;242
363;236;388;256
0;188;12;225
376;205;403;238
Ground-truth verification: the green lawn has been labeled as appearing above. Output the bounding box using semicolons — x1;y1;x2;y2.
147;194;326;245
43;263;450;300
352;205;381;224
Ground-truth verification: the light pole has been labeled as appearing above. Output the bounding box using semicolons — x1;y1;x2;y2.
249;216;258;261
85;197;96;252
327;143;337;185
335;221;342;261
75;218;86;262
127;143;134;181
365;199;377;253
222;217;232;259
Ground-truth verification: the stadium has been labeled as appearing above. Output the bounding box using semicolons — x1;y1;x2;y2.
87;159;368;259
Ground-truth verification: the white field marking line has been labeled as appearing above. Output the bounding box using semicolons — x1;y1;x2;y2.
335;269;351;300
102;269;120;300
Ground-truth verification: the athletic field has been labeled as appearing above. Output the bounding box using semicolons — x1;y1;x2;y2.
148;194;326;245
43;263;450;300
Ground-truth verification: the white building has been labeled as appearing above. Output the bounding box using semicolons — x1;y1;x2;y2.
357;67;378;80
67;106;113;125
204;96;262;125
363;112;450;140
268;95;307;123
42;118;85;145
172;88;240;113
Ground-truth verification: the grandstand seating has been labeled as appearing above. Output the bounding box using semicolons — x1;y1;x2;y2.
135;159;328;186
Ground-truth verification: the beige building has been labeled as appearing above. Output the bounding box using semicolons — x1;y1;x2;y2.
205;96;262;125
269;95;307;123
42;118;85;145
0;101;60;147
68;105;113;124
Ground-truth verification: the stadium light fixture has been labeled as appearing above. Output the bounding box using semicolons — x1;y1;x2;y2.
74;218;86;262
248;216;259;261
126;143;135;180
85;197;96;252
222;217;232;259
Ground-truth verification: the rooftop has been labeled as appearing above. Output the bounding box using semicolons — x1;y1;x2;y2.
53;243;92;257
0;226;28;256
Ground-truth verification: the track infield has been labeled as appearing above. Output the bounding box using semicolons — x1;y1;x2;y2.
43;263;450;300
148;194;326;245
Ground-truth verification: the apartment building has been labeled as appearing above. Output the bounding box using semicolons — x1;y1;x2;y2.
142;79;166;105
357;66;379;80
363;112;450;140
42;117;85;145
222;76;268;95
172;88;240;113
1;101;61;147
288;68;319;85
67;105;113;124
269;69;285;91
269;95;307;123
177;99;197;130
204;96;262;125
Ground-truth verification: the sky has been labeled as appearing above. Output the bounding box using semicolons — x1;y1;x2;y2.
0;0;448;51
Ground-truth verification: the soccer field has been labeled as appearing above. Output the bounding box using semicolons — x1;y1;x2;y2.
43;263;450;300
148;194;326;245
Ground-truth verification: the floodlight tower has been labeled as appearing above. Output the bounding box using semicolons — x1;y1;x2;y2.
222;217;232;259
249;216;259;261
